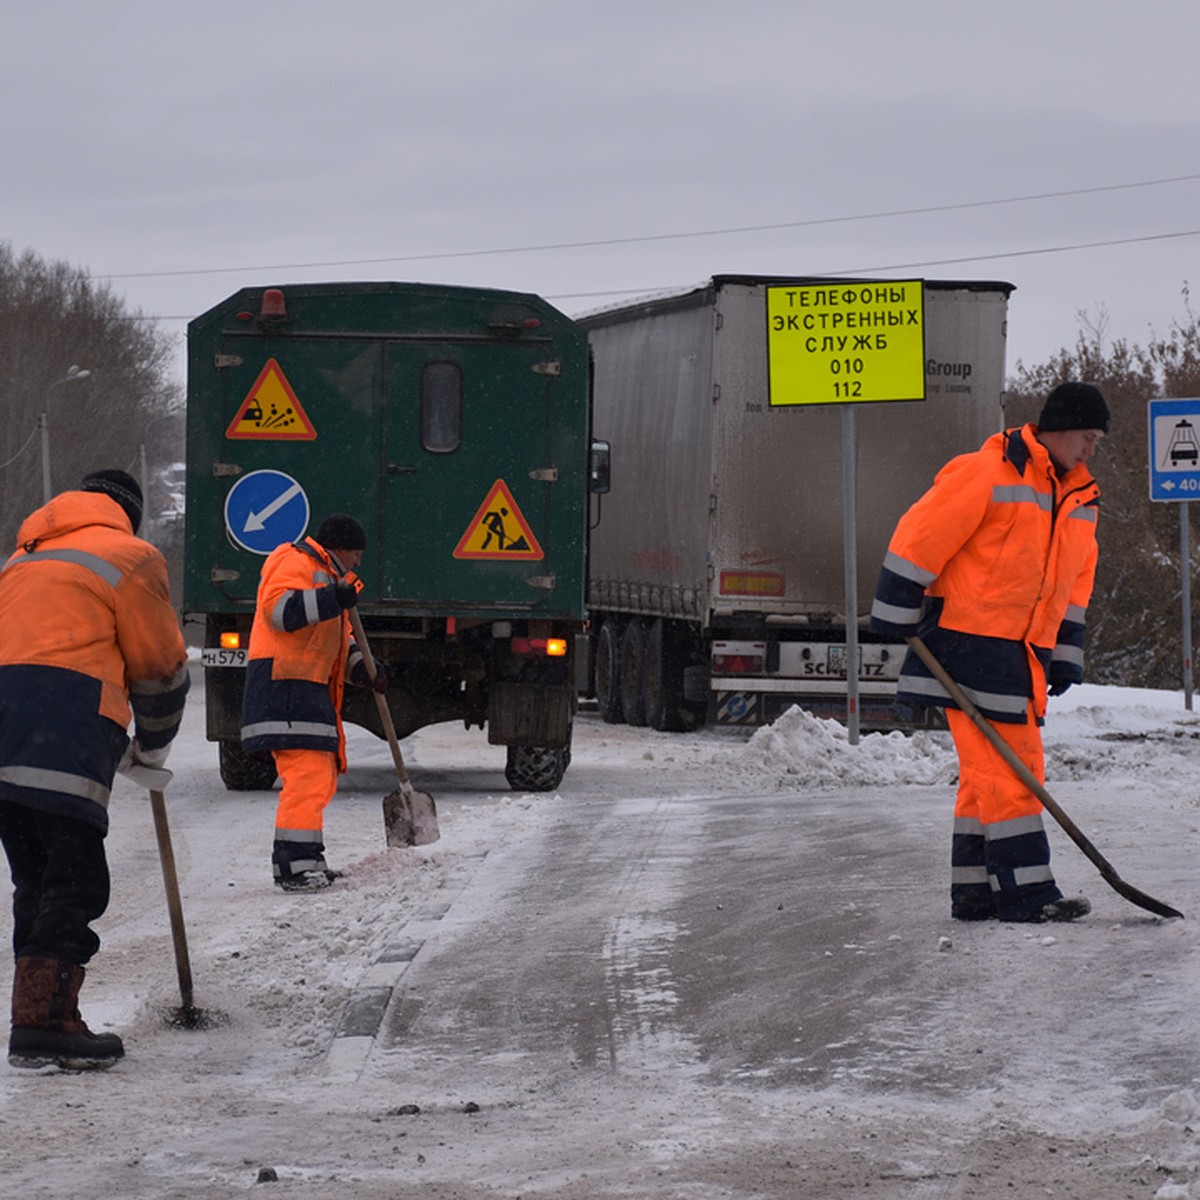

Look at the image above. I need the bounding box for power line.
[122,223,1200,320]
[95,172,1200,283]
[826,227,1200,277]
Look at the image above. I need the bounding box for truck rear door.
[379,336,568,613]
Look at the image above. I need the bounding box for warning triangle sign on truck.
[453,479,544,560]
[226,359,317,440]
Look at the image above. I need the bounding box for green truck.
[183,281,601,793]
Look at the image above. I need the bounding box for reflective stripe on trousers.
[946,706,1062,920]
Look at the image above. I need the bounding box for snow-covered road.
[1,670,1199,1198]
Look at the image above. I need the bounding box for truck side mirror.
[589,439,611,494]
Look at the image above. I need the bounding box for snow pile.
[735,705,957,789]
[714,685,1200,794]
[1041,686,1200,791]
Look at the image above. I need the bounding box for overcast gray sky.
[5,0,1200,387]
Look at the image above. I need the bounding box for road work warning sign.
[226,359,317,440]
[766,281,926,407]
[453,479,544,560]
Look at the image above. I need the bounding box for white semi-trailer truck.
[580,274,1014,731]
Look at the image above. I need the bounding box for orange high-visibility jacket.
[0,491,189,830]
[870,425,1100,722]
[241,538,357,767]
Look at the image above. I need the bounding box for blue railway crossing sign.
[224,469,310,554]
[1149,398,1200,501]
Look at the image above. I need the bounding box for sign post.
[766,281,927,741]
[1147,397,1200,708]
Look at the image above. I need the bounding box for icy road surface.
[1,668,1199,1199]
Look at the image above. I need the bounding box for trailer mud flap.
[488,682,573,746]
[716,691,760,725]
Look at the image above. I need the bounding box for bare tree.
[0,242,183,588]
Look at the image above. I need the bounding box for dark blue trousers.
[0,800,110,965]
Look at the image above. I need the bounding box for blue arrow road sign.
[1149,398,1200,502]
[224,469,310,554]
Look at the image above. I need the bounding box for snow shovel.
[347,607,440,847]
[906,635,1184,920]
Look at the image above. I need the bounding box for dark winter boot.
[1036,896,1091,923]
[9,956,125,1070]
[275,867,337,892]
[272,839,339,892]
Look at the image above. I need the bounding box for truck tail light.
[220,631,242,650]
[712,652,763,674]
[512,636,568,657]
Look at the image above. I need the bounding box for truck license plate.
[826,645,857,676]
[201,648,247,668]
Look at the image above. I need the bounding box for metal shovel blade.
[383,784,440,848]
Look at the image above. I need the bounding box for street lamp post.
[40,365,92,504]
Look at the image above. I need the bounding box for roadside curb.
[325,851,487,1078]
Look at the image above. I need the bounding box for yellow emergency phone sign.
[766,281,926,407]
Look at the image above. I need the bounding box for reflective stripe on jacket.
[870,425,1100,723]
[0,491,189,830]
[241,538,353,766]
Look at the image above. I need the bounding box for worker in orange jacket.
[0,469,189,1069]
[871,382,1109,923]
[241,514,387,891]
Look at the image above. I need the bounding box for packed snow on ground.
[0,665,1198,1198]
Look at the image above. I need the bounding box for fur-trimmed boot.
[9,955,124,1070]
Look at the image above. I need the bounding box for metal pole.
[842,406,860,744]
[39,411,52,505]
[39,368,92,505]
[1182,502,1194,710]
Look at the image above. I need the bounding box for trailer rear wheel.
[594,619,624,724]
[505,743,570,792]
[218,740,278,791]
[644,619,700,732]
[620,619,647,727]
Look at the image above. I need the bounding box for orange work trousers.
[947,706,1044,825]
[273,748,339,842]
[945,705,1060,920]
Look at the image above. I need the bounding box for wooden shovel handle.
[347,606,412,792]
[150,789,194,1010]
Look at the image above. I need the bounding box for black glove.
[1047,664,1074,698]
[335,581,359,609]
[369,661,389,695]
[349,655,388,693]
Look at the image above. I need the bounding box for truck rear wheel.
[594,619,624,724]
[505,743,570,792]
[218,740,278,791]
[620,619,647,727]
[644,619,700,732]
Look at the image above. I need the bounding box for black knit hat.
[315,513,367,551]
[1037,382,1110,434]
[81,468,144,535]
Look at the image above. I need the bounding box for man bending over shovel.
[241,514,387,892]
[0,470,189,1069]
